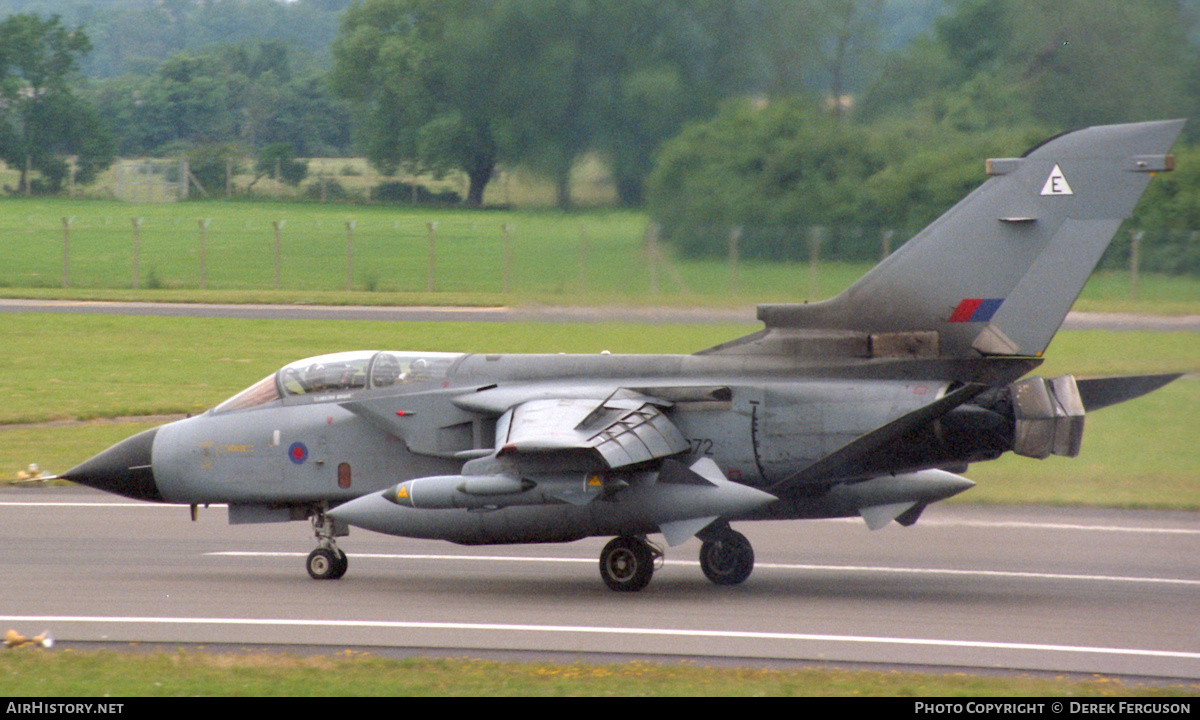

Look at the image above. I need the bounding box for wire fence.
[0,213,1185,300]
[0,213,674,298]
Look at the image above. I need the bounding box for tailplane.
[737,120,1183,359]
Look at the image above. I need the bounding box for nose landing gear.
[307,506,349,580]
[307,546,348,580]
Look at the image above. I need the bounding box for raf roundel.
[287,442,308,465]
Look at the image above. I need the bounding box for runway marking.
[5,501,1197,535]
[209,551,1200,587]
[0,501,177,507]
[919,519,1200,535]
[2,614,1198,663]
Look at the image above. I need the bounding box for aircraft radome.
[64,120,1185,592]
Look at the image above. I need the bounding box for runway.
[3,486,1197,680]
[3,298,1199,331]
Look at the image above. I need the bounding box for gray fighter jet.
[64,120,1184,591]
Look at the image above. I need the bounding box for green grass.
[0,314,750,424]
[1074,271,1200,314]
[0,314,747,478]
[2,197,1197,310]
[2,313,1196,508]
[1,649,1194,696]
[0,199,643,297]
[1,197,1197,505]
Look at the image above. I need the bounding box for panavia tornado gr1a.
[64,120,1184,591]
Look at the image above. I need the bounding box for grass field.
[2,196,1197,505]
[1,197,1197,697]
[2,313,1197,508]
[1,649,1195,697]
[2,197,1198,311]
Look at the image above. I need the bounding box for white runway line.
[209,551,1200,586]
[3,614,1199,662]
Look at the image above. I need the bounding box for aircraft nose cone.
[61,427,163,502]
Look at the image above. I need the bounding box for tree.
[253,143,308,188]
[646,99,886,259]
[330,0,750,209]
[90,42,353,159]
[0,14,114,193]
[859,0,1199,134]
[331,0,501,206]
[489,1,741,208]
[813,0,883,118]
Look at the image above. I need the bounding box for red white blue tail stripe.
[948,298,1004,323]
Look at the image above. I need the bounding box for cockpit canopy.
[213,350,463,413]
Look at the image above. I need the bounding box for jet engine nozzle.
[1009,375,1085,459]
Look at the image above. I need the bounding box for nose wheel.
[307,546,349,580]
[308,505,349,580]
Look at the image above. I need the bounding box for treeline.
[3,0,1200,274]
[0,0,351,77]
[644,0,1200,274]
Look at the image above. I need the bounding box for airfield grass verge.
[2,313,1197,509]
[1,197,1198,312]
[1,648,1195,696]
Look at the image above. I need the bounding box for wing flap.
[498,395,689,470]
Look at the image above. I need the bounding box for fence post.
[273,220,285,290]
[426,221,438,292]
[646,222,661,296]
[1129,229,1143,300]
[131,217,143,289]
[345,220,356,291]
[880,228,894,260]
[728,226,741,294]
[198,219,211,289]
[808,226,825,300]
[501,223,512,295]
[61,216,74,288]
[577,226,588,296]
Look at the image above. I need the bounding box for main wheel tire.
[599,536,654,592]
[307,547,343,580]
[330,549,349,579]
[699,530,754,586]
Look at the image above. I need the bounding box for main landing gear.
[599,536,660,592]
[597,525,755,592]
[698,527,754,586]
[307,506,349,580]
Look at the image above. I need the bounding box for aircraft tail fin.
[753,120,1184,359]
